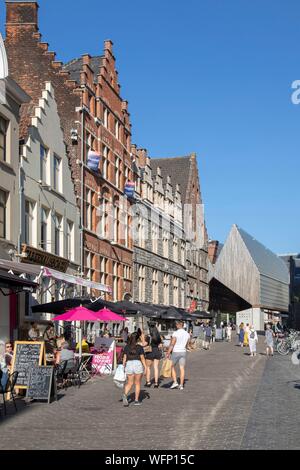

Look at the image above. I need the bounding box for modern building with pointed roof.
[209,224,290,330]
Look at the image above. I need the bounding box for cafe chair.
[55,361,68,390]
[0,371,19,416]
[67,357,83,389]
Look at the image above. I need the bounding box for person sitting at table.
[56,342,76,373]
[76,336,90,354]
[5,342,14,370]
[28,322,40,341]
[0,341,8,388]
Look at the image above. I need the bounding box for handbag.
[143,344,152,354]
[160,358,173,378]
[114,364,126,382]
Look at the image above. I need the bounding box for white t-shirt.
[172,329,190,353]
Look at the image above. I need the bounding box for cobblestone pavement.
[1,336,299,450]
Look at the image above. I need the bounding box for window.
[102,146,108,179]
[0,117,7,162]
[163,230,169,258]
[66,221,74,260]
[25,200,34,245]
[0,189,7,239]
[115,119,120,139]
[152,270,158,304]
[53,154,61,192]
[113,262,118,301]
[40,208,48,250]
[85,189,94,231]
[124,166,129,180]
[138,265,146,302]
[85,252,95,290]
[113,204,119,242]
[104,107,109,129]
[181,242,185,265]
[173,277,179,307]
[152,224,158,253]
[54,214,62,256]
[173,237,178,263]
[115,157,121,188]
[163,274,169,305]
[40,145,48,182]
[181,282,185,308]
[100,257,108,286]
[85,132,91,163]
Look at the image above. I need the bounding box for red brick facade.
[5,1,133,300]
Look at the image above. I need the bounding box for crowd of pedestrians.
[119,317,283,406]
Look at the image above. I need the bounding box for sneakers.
[122,394,129,407]
[133,401,142,406]
[179,385,184,391]
[170,382,179,389]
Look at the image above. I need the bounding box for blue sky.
[1,0,299,254]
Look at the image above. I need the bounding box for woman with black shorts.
[145,323,163,388]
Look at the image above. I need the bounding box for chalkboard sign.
[12,342,45,389]
[26,366,56,403]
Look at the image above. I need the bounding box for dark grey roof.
[64,56,104,84]
[151,156,191,202]
[237,226,290,284]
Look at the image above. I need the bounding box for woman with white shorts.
[122,332,147,407]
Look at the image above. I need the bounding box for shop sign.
[21,245,69,272]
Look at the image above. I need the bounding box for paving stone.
[0,337,299,450]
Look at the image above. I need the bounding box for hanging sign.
[124,181,135,199]
[87,150,101,172]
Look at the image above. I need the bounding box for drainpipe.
[18,153,24,258]
[80,107,85,297]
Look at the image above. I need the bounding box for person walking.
[239,323,245,347]
[226,324,232,343]
[265,324,275,357]
[244,323,250,347]
[166,320,190,390]
[122,332,147,406]
[248,326,258,357]
[204,323,213,350]
[144,323,163,388]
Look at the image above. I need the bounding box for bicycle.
[276,330,300,356]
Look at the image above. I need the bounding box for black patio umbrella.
[189,311,214,320]
[113,300,149,315]
[31,298,91,315]
[161,306,185,320]
[137,303,168,318]
[86,298,123,314]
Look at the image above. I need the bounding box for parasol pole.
[79,322,82,360]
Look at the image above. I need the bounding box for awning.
[0,259,111,294]
[43,267,112,294]
[0,270,37,292]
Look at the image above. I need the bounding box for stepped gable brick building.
[5,0,133,300]
[151,154,209,311]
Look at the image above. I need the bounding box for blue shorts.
[125,360,144,375]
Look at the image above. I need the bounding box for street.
[1,337,300,450]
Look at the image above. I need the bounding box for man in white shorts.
[166,320,190,390]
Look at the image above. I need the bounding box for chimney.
[6,1,39,37]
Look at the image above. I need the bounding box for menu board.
[26,366,56,403]
[12,342,45,389]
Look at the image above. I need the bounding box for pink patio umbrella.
[52,306,101,322]
[96,308,127,322]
